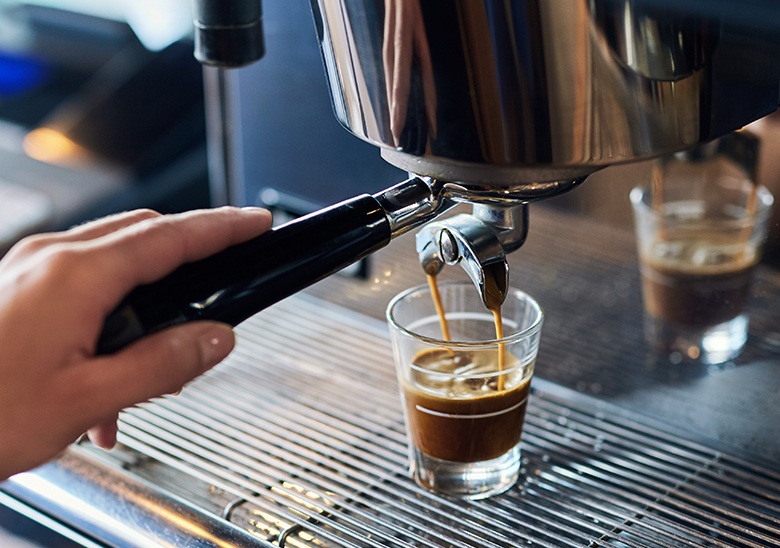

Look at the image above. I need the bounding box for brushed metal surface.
[2,451,271,548]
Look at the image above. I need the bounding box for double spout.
[374,177,529,309]
[416,204,528,309]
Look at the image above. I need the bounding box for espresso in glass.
[387,281,543,498]
[409,269,526,463]
[640,233,759,327]
[631,175,773,364]
[402,348,532,463]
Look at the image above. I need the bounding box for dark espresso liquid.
[402,348,532,462]
[641,237,758,327]
[406,268,525,462]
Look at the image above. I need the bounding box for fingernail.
[87,422,118,450]
[104,423,118,450]
[198,324,235,369]
[243,207,272,220]
[242,206,270,214]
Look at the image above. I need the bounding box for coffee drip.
[425,274,451,343]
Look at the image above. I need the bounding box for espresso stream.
[424,268,506,381]
[406,272,529,463]
[426,274,451,342]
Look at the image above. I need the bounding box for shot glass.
[631,156,773,364]
[386,281,543,499]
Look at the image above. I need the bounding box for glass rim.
[386,281,544,348]
[629,185,774,227]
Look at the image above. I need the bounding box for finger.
[63,322,235,423]
[59,210,162,242]
[2,210,162,264]
[85,206,273,309]
[87,413,119,449]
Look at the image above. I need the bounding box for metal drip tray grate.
[76,295,780,548]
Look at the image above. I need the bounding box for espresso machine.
[97,0,780,353]
[5,2,780,548]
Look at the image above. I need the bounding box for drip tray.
[51,294,780,548]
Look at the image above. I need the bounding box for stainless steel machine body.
[312,0,778,185]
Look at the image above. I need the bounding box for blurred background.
[0,0,209,256]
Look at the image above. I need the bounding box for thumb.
[77,322,235,419]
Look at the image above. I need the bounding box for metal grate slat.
[124,406,508,548]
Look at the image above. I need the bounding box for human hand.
[0,206,272,480]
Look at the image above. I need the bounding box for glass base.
[409,445,521,499]
[644,313,748,365]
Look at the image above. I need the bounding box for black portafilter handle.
[96,195,391,355]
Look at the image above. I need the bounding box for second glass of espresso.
[631,155,773,364]
[387,281,543,499]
